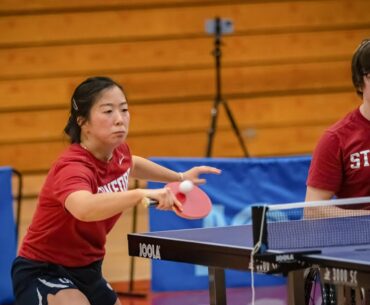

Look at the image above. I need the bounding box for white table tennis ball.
[179,180,194,194]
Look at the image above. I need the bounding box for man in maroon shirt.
[307,39,370,204]
[306,39,370,303]
[307,39,370,211]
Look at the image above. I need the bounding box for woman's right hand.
[140,187,183,211]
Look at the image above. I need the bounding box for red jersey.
[307,108,370,204]
[19,143,132,267]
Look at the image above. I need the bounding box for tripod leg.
[221,99,250,157]
[205,98,222,157]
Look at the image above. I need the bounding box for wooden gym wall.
[1,0,370,281]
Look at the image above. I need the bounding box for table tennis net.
[252,197,370,250]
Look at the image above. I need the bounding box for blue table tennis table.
[127,222,370,305]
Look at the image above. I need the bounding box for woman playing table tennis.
[11,76,221,305]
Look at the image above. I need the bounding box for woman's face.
[81,85,130,149]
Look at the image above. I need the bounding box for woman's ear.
[76,116,85,127]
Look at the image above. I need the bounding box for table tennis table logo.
[139,243,161,260]
[323,267,358,287]
[274,254,295,263]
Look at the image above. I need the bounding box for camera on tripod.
[205,18,234,35]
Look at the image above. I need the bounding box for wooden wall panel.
[0,29,366,80]
[0,110,68,142]
[127,125,329,157]
[0,0,222,13]
[12,173,46,198]
[1,141,67,172]
[1,1,369,46]
[0,60,353,111]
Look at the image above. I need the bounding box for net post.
[251,205,268,253]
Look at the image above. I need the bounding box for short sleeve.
[53,162,95,206]
[306,131,343,192]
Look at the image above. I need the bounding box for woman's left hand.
[181,166,221,185]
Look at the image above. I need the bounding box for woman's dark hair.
[352,39,370,97]
[64,76,123,143]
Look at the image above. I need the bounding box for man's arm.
[304,186,334,219]
[304,186,370,218]
[305,186,334,202]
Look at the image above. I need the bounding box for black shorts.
[11,256,118,305]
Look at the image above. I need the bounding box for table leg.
[363,288,370,305]
[288,269,305,305]
[343,287,370,305]
[208,267,227,305]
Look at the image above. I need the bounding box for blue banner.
[0,167,16,304]
[148,156,311,292]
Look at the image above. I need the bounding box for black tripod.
[205,17,249,158]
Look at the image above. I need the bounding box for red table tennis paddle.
[141,181,212,219]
